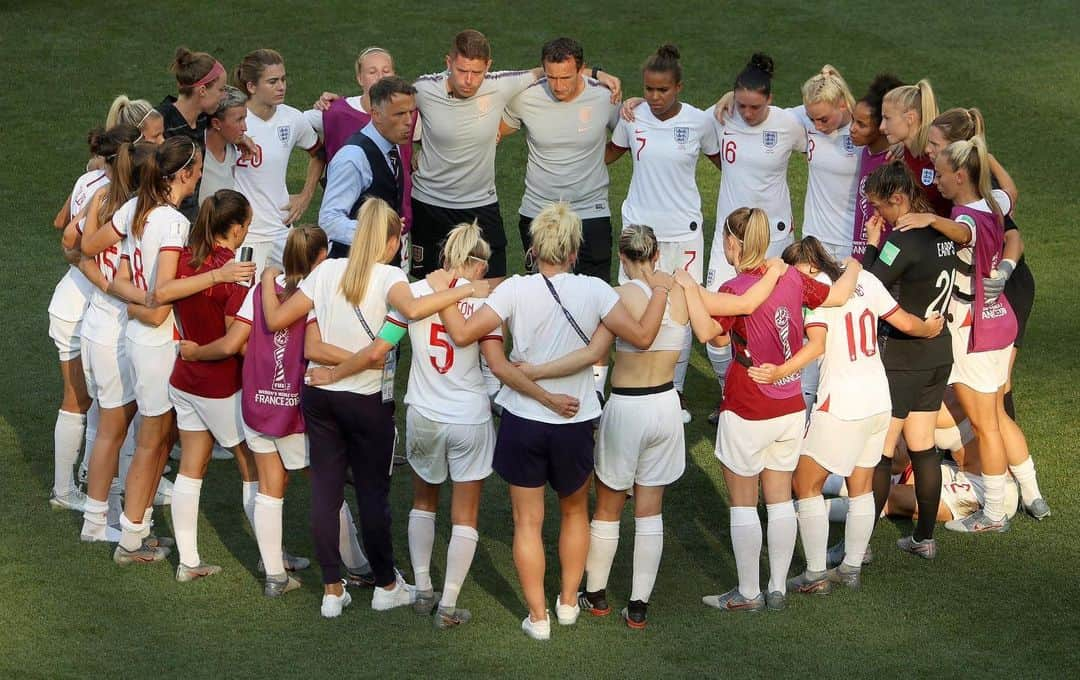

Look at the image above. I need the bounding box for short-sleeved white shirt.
[119,204,190,346]
[298,258,408,395]
[612,102,720,241]
[709,105,805,240]
[411,70,536,208]
[234,104,319,243]
[80,197,135,345]
[50,170,109,321]
[198,137,239,206]
[484,272,619,424]
[790,106,860,247]
[390,278,502,424]
[805,270,899,419]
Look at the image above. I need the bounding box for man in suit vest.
[320,76,415,260]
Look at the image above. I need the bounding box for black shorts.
[886,365,951,419]
[493,410,594,496]
[1005,258,1035,349]
[410,198,506,278]
[518,214,613,282]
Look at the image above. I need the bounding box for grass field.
[3,1,1080,677]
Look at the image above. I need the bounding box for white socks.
[631,515,663,603]
[766,501,797,595]
[585,519,620,592]
[81,497,109,539]
[441,524,479,609]
[53,410,85,495]
[119,512,144,551]
[706,343,731,390]
[730,506,762,599]
[796,496,828,573]
[1009,457,1043,503]
[254,493,285,576]
[674,327,692,393]
[592,364,609,395]
[843,493,875,569]
[982,473,1008,521]
[408,509,436,592]
[241,480,258,531]
[338,502,370,572]
[172,474,203,567]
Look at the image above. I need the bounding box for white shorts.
[706,234,794,292]
[81,337,135,409]
[618,233,705,285]
[244,425,308,470]
[934,418,975,453]
[405,408,494,484]
[242,239,286,280]
[127,339,177,417]
[169,386,244,448]
[939,464,1019,520]
[49,315,82,361]
[802,410,890,477]
[595,387,685,490]
[716,409,805,476]
[946,306,1011,394]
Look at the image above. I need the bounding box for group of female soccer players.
[45,37,1050,639]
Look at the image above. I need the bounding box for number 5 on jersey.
[429,323,455,374]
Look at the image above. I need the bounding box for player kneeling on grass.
[748,237,942,595]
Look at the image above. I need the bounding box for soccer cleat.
[578,589,612,616]
[826,563,862,590]
[413,589,441,615]
[765,591,787,611]
[257,551,311,574]
[678,391,692,424]
[702,588,765,612]
[144,534,175,550]
[433,605,472,630]
[176,562,223,582]
[371,574,417,611]
[707,403,722,427]
[264,573,302,598]
[555,594,581,625]
[346,567,376,588]
[1024,497,1051,521]
[50,488,88,512]
[521,612,551,641]
[321,583,352,618]
[787,570,832,595]
[944,510,1009,534]
[113,540,170,566]
[622,600,648,629]
[896,535,939,558]
[825,542,873,569]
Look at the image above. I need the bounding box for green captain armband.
[377,319,408,346]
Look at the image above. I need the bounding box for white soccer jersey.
[953,189,1011,297]
[612,102,720,242]
[80,197,135,345]
[50,171,109,322]
[298,259,408,395]
[391,278,502,424]
[709,104,805,240]
[119,204,189,347]
[804,270,899,419]
[411,70,536,208]
[234,104,319,243]
[484,272,619,424]
[790,106,860,248]
[198,138,239,206]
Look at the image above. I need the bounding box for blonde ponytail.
[723,207,770,272]
[942,137,1002,222]
[340,198,402,305]
[529,202,582,266]
[441,220,491,271]
[801,64,855,113]
[884,79,939,156]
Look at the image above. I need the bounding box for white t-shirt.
[391,278,502,424]
[234,104,319,243]
[298,258,408,394]
[953,190,1011,298]
[80,197,134,345]
[411,70,536,208]
[790,106,860,247]
[613,102,720,241]
[119,204,190,346]
[50,170,109,321]
[805,270,898,419]
[484,272,619,424]
[709,105,805,241]
[198,137,239,206]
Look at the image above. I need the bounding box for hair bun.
[172,46,193,72]
[868,73,904,99]
[749,52,774,77]
[656,43,680,60]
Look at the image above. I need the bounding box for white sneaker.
[154,476,173,506]
[371,574,417,611]
[321,584,352,618]
[521,611,551,640]
[555,594,580,625]
[49,488,88,512]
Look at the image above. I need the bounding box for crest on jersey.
[674,126,690,144]
[843,135,856,155]
[921,168,936,186]
[762,130,778,151]
[277,125,290,146]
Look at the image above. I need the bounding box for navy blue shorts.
[493,410,594,496]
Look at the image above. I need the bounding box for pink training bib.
[952,204,1017,353]
[241,282,306,437]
